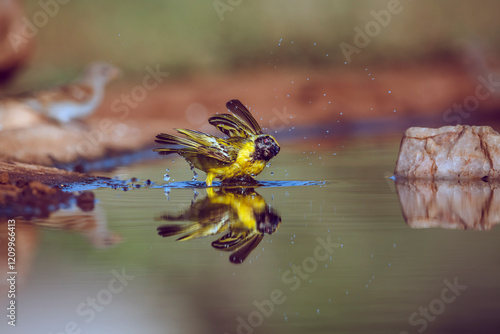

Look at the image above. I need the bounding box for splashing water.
[155,180,327,190]
[190,164,199,181]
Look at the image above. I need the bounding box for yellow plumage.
[154,99,280,185]
[156,188,281,263]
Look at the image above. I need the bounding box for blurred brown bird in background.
[0,62,121,130]
[19,62,121,123]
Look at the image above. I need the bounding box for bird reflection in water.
[157,188,281,264]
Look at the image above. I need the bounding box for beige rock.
[0,99,47,131]
[395,179,500,230]
[394,125,500,179]
[0,119,156,166]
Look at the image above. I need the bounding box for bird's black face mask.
[253,135,280,162]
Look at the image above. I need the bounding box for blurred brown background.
[2,0,500,138]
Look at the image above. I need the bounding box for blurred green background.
[16,0,500,83]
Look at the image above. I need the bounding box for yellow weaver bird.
[153,99,280,186]
[156,188,281,264]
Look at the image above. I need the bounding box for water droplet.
[271,172,274,176]
[163,174,170,181]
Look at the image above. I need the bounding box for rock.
[394,125,500,179]
[395,179,500,230]
[0,160,101,187]
[0,119,151,167]
[0,99,48,131]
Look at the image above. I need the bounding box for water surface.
[4,140,500,334]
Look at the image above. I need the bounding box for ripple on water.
[151,180,327,189]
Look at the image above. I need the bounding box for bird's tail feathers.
[154,131,225,160]
[153,133,201,155]
[157,223,197,239]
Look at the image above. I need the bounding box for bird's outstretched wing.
[225,99,263,135]
[153,129,238,163]
[208,114,255,138]
[212,231,263,264]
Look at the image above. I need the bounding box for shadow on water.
[156,187,281,264]
[394,178,500,230]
